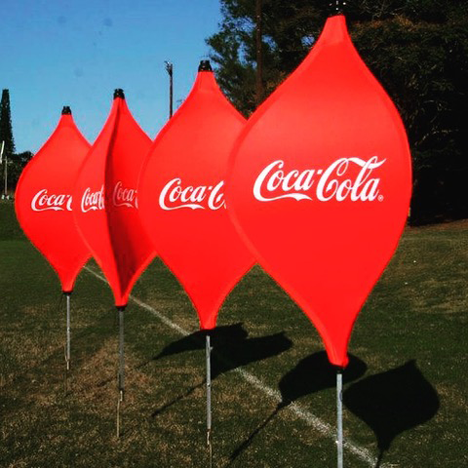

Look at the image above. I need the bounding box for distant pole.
[3,150,7,197]
[255,0,264,106]
[165,61,174,119]
[0,140,4,198]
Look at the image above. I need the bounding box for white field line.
[84,265,386,468]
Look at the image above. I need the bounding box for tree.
[9,151,34,190]
[207,0,468,224]
[206,1,327,114]
[0,89,15,158]
[0,90,33,194]
[351,13,468,224]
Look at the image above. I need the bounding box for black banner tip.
[198,60,212,72]
[113,88,125,100]
[329,0,347,16]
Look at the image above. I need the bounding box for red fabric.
[15,112,91,293]
[74,95,155,307]
[138,70,254,329]
[225,15,412,366]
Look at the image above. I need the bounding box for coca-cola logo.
[31,189,73,212]
[113,181,138,209]
[253,156,386,203]
[159,178,225,211]
[81,186,105,212]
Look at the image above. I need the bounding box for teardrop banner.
[138,61,254,456]
[15,106,91,374]
[225,12,412,466]
[73,90,155,437]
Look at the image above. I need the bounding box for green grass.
[0,200,467,467]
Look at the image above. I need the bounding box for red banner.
[15,107,91,293]
[139,61,254,329]
[226,15,412,366]
[74,90,155,307]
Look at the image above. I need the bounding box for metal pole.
[118,307,125,396]
[337,368,344,468]
[165,61,173,119]
[117,306,125,438]
[66,293,71,371]
[206,333,213,466]
[169,68,173,118]
[4,152,7,197]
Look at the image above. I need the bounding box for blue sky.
[1,0,222,153]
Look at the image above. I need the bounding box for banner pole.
[66,293,71,371]
[206,333,212,467]
[337,367,344,468]
[117,306,125,438]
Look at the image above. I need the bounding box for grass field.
[0,201,467,467]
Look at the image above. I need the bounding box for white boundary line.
[84,265,385,467]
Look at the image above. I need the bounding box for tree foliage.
[0,91,33,195]
[0,89,15,158]
[207,0,468,224]
[9,152,34,191]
